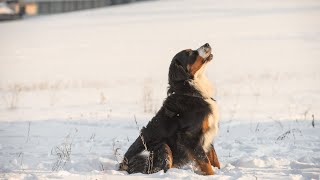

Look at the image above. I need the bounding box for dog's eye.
[193,51,199,56]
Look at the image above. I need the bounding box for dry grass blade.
[51,129,77,171]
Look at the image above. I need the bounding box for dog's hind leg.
[123,143,173,174]
[162,143,173,172]
[152,143,173,173]
[206,144,220,169]
[119,136,146,172]
[125,152,149,174]
[189,144,214,175]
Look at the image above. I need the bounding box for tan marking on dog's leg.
[207,145,221,169]
[163,143,173,172]
[188,147,214,175]
[195,157,214,175]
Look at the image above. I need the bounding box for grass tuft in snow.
[2,84,22,109]
[276,128,302,144]
[51,128,78,171]
[312,114,315,128]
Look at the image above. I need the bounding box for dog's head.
[169,43,213,84]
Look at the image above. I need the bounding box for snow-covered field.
[1,0,320,179]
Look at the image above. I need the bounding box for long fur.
[119,43,220,175]
[191,63,219,152]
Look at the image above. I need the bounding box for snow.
[1,0,320,179]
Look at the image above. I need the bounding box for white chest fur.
[191,64,219,152]
[202,98,219,152]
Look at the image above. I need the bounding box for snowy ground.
[1,0,320,179]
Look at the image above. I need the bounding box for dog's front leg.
[206,144,220,169]
[189,144,214,175]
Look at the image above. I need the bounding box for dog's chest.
[202,98,219,152]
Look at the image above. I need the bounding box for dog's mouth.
[197,43,213,63]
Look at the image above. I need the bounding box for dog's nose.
[204,43,210,48]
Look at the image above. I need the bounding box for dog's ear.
[168,59,190,84]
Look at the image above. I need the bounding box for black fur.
[119,44,219,174]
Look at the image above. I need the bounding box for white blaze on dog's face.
[197,43,212,59]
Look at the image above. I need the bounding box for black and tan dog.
[119,43,220,175]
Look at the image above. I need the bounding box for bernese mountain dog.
[119,43,220,175]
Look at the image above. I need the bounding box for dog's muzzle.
[197,43,212,61]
